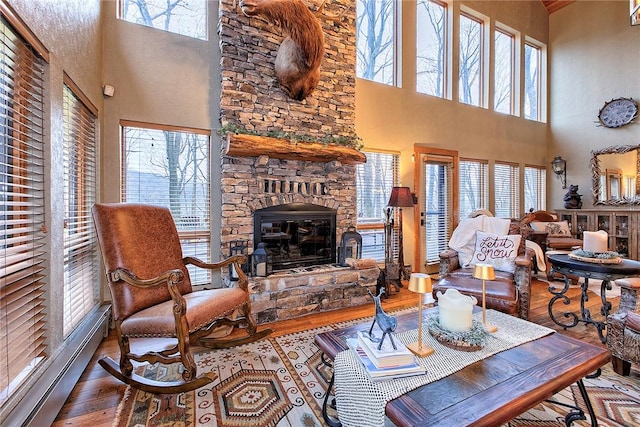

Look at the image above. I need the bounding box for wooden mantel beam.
[225,133,366,165]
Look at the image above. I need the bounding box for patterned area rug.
[113,315,640,427]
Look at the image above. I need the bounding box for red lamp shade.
[387,187,414,207]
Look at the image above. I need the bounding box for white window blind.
[459,158,488,219]
[524,165,546,213]
[62,82,99,337]
[494,162,520,218]
[121,122,211,285]
[422,156,453,265]
[0,16,47,405]
[356,151,399,262]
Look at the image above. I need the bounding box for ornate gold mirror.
[591,144,640,205]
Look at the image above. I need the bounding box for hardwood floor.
[52,275,616,426]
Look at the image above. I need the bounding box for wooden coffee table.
[314,307,609,427]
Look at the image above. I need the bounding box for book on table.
[357,331,415,368]
[346,338,425,382]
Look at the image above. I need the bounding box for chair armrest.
[184,255,246,270]
[515,252,532,268]
[615,278,640,290]
[184,255,249,291]
[438,250,460,277]
[109,268,184,289]
[109,267,189,316]
[513,254,532,320]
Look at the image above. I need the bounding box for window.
[416,0,447,97]
[356,151,399,261]
[422,155,454,265]
[119,0,207,40]
[494,162,520,218]
[62,80,99,337]
[458,11,484,107]
[494,26,516,115]
[524,39,544,121]
[0,16,47,405]
[524,165,546,213]
[356,0,397,86]
[459,159,488,220]
[121,122,211,285]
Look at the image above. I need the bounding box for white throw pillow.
[448,216,484,267]
[530,221,571,237]
[470,231,522,274]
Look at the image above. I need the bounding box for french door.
[415,147,458,273]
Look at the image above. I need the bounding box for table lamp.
[473,263,498,333]
[407,273,435,357]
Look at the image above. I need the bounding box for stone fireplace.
[217,0,378,323]
[220,152,378,323]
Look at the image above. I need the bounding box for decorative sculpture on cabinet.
[563,184,583,209]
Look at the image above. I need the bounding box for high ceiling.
[541,0,575,14]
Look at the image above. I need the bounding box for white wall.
[549,0,640,209]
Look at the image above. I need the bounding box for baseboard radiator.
[4,304,111,427]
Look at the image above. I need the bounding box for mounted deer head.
[239,0,325,101]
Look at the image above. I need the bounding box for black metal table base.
[544,373,600,427]
[320,352,341,427]
[548,275,611,343]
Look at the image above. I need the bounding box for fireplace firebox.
[253,203,337,272]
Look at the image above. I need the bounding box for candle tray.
[568,250,622,264]
[426,316,489,352]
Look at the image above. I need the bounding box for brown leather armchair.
[432,218,533,320]
[525,210,582,281]
[607,278,640,376]
[92,203,271,393]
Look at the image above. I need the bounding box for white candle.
[256,262,267,276]
[583,230,608,253]
[436,289,476,332]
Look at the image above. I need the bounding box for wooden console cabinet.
[556,209,639,260]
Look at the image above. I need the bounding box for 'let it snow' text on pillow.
[470,231,522,273]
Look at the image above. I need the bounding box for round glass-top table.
[547,253,640,343]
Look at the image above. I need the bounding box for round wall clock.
[598,97,638,128]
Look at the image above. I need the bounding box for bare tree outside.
[459,13,481,106]
[123,127,209,224]
[120,0,207,40]
[524,43,540,120]
[416,0,446,97]
[356,0,395,85]
[494,29,514,114]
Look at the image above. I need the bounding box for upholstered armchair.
[525,210,582,281]
[433,217,533,320]
[607,278,640,376]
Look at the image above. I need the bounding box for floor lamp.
[387,187,414,282]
